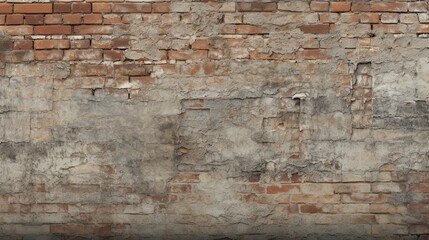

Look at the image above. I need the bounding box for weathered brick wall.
[0,0,429,239]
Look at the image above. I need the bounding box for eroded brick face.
[0,0,429,239]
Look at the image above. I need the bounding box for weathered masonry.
[0,0,429,239]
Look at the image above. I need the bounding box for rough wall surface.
[0,0,429,239]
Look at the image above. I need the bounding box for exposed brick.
[44,14,62,25]
[0,40,13,51]
[71,3,91,13]
[237,2,277,12]
[91,40,111,49]
[13,39,33,50]
[267,185,300,194]
[74,25,113,35]
[25,15,44,25]
[6,14,23,25]
[83,14,102,24]
[53,3,71,13]
[381,13,399,24]
[103,14,121,25]
[360,13,380,24]
[34,25,72,35]
[152,3,171,13]
[63,14,81,25]
[371,2,408,12]
[409,2,428,13]
[93,3,111,13]
[34,40,70,50]
[35,50,63,61]
[70,40,90,49]
[112,3,151,13]
[0,3,12,14]
[351,2,371,12]
[104,50,124,61]
[0,26,33,35]
[330,2,351,12]
[112,38,129,49]
[192,39,209,50]
[300,204,323,213]
[300,24,330,34]
[310,1,329,12]
[63,49,103,61]
[14,4,52,14]
[235,25,268,34]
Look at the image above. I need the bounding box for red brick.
[13,40,33,50]
[236,25,268,34]
[360,13,380,24]
[310,1,329,12]
[103,14,121,25]
[192,39,209,50]
[71,40,90,49]
[237,2,276,12]
[71,3,91,13]
[0,15,4,25]
[6,14,23,25]
[171,173,201,183]
[35,50,63,61]
[44,14,62,25]
[152,3,170,13]
[267,185,300,194]
[300,24,330,34]
[83,14,102,24]
[300,204,323,213]
[63,14,81,25]
[63,49,103,61]
[14,4,52,13]
[0,26,33,35]
[296,49,330,60]
[92,40,111,49]
[93,3,111,13]
[34,25,71,35]
[409,2,428,13]
[0,40,13,51]
[74,25,113,35]
[104,50,124,61]
[25,15,44,25]
[71,64,108,76]
[0,4,12,14]
[34,40,70,50]
[330,2,351,12]
[112,38,129,49]
[351,2,371,12]
[112,3,151,13]
[372,2,408,12]
[53,3,71,13]
[168,50,207,60]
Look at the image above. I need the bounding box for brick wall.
[0,0,429,239]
